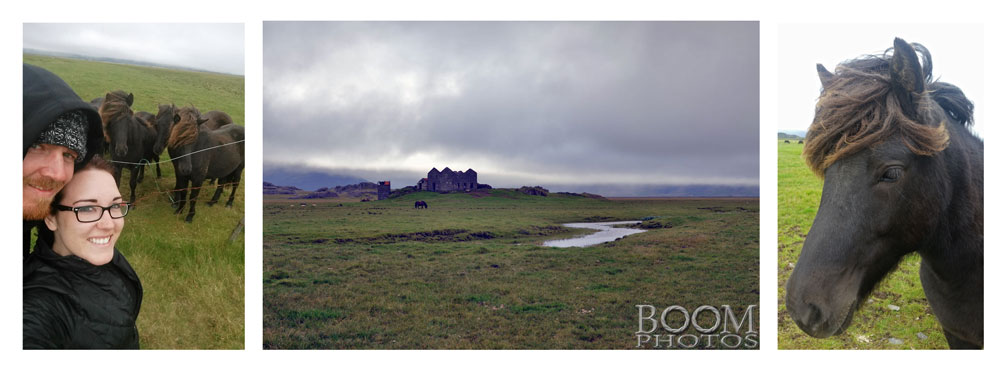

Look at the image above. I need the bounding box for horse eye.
[880,167,903,182]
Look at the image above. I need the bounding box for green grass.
[264,192,759,349]
[25,54,244,349]
[777,140,947,349]
[24,54,245,125]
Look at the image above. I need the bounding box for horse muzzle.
[786,289,856,338]
[786,265,860,338]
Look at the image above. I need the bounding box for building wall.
[377,181,391,200]
[421,168,477,192]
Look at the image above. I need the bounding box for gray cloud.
[264,22,758,191]
[24,23,244,75]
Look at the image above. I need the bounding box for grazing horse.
[414,200,428,209]
[797,140,803,144]
[784,140,790,144]
[167,107,245,222]
[98,91,158,204]
[785,39,983,349]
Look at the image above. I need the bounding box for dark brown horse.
[167,107,244,222]
[785,38,982,349]
[98,91,158,204]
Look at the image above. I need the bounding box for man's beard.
[23,175,64,220]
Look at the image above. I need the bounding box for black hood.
[23,63,103,167]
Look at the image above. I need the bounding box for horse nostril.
[788,296,826,334]
[806,303,824,326]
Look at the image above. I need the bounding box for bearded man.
[23,64,104,258]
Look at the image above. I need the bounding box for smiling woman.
[23,156,143,349]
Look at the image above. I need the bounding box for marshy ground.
[263,190,758,349]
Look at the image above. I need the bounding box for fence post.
[229,217,245,242]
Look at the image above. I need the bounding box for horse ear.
[105,92,113,101]
[126,93,134,106]
[816,64,834,89]
[890,37,924,109]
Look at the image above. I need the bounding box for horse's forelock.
[99,99,134,143]
[803,50,951,177]
[167,107,200,149]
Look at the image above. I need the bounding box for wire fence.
[107,139,244,166]
[106,139,245,209]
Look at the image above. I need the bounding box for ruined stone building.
[416,167,478,192]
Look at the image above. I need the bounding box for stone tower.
[377,181,391,200]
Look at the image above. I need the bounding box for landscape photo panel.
[263,21,759,349]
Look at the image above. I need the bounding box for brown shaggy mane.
[168,106,202,149]
[98,91,135,143]
[802,44,973,176]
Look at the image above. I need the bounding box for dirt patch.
[333,229,503,244]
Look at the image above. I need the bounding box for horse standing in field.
[99,91,159,204]
[414,201,428,209]
[167,106,245,222]
[151,104,184,179]
[785,38,983,349]
[133,111,161,181]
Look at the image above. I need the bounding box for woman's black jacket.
[23,238,142,349]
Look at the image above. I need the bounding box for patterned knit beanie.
[35,110,89,162]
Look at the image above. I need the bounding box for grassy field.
[777,140,947,349]
[25,54,245,349]
[263,190,758,349]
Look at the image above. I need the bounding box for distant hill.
[263,166,369,192]
[778,130,806,140]
[263,182,301,195]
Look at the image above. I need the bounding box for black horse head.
[153,104,178,155]
[99,91,136,158]
[785,38,981,344]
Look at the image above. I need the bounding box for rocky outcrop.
[518,186,549,196]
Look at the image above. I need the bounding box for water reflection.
[543,221,646,248]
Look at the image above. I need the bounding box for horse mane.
[98,92,135,143]
[802,44,973,176]
[168,106,201,149]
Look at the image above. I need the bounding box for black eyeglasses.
[53,203,131,223]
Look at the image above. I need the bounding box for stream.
[542,221,646,248]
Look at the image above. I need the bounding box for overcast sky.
[778,23,984,138]
[23,23,244,75]
[264,22,759,191]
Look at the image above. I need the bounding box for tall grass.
[24,54,245,349]
[777,141,947,349]
[264,191,759,349]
